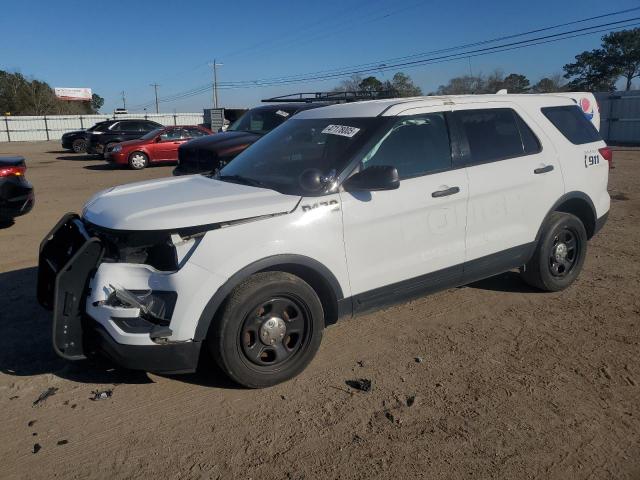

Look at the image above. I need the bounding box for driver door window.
[160,129,185,141]
[362,113,452,178]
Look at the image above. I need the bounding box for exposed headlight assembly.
[85,222,211,272]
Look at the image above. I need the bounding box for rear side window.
[455,108,541,165]
[362,113,452,179]
[541,106,601,144]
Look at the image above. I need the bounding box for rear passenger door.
[340,111,468,310]
[452,104,564,280]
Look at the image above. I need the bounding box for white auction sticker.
[321,124,361,138]
[275,110,290,117]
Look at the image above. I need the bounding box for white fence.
[0,113,205,142]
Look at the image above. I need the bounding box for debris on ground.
[90,389,113,401]
[32,387,58,407]
[32,443,41,454]
[345,379,372,392]
[57,440,68,446]
[384,411,395,423]
[415,356,424,363]
[406,395,416,407]
[9,396,19,400]
[28,420,36,427]
[357,360,365,368]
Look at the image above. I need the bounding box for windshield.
[140,128,163,140]
[217,117,382,195]
[228,108,294,134]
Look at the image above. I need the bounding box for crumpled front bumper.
[37,214,202,374]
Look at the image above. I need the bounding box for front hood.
[63,130,85,136]
[182,130,261,153]
[82,175,300,231]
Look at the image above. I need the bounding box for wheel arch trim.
[193,254,345,341]
[535,191,597,243]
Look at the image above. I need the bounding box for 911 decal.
[585,152,600,168]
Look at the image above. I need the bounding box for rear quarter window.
[541,106,601,145]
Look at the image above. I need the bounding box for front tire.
[521,212,587,292]
[72,138,86,153]
[128,151,149,170]
[208,272,324,388]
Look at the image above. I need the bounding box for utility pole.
[150,83,160,113]
[209,60,223,108]
[121,90,126,110]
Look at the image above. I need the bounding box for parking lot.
[0,141,638,479]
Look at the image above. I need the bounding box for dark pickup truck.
[174,103,328,175]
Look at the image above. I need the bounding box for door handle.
[534,165,554,174]
[431,186,460,198]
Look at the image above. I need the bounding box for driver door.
[156,129,188,160]
[340,111,468,312]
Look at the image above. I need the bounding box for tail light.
[598,146,614,169]
[0,165,26,177]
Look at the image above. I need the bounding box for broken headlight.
[85,223,208,271]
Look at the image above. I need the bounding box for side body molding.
[193,254,345,341]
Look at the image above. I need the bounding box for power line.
[129,9,640,109]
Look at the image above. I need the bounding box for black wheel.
[128,151,149,170]
[100,142,117,159]
[72,138,86,153]
[521,212,587,292]
[208,271,324,388]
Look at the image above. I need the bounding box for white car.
[38,93,611,388]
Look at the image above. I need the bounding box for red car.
[106,125,212,169]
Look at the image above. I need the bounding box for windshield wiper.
[217,174,269,189]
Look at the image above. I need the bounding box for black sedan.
[0,156,34,224]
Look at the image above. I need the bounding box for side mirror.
[155,136,162,143]
[343,165,399,191]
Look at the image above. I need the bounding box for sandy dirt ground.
[0,141,638,479]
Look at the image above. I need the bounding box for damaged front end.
[37,213,211,372]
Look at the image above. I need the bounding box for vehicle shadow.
[0,266,238,388]
[465,270,542,294]
[56,154,99,161]
[84,164,117,171]
[46,150,72,154]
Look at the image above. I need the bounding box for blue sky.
[1,0,638,113]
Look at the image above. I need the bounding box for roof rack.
[261,91,394,103]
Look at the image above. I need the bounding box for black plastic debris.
[384,411,395,423]
[345,378,372,392]
[90,389,113,401]
[32,443,41,454]
[57,440,69,446]
[33,387,58,407]
[406,395,416,407]
[28,420,36,427]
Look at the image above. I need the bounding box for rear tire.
[208,272,324,388]
[72,138,86,153]
[128,151,149,170]
[521,212,587,292]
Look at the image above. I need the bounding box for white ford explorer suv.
[38,94,610,388]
